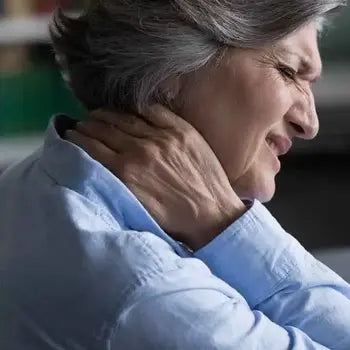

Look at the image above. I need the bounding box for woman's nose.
[286,85,319,140]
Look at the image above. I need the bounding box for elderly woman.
[1,0,350,349]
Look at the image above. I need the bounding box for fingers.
[65,129,120,170]
[90,104,189,132]
[75,120,136,152]
[90,110,155,138]
[142,104,189,130]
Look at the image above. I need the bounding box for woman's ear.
[156,75,185,114]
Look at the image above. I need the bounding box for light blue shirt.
[1,115,350,349]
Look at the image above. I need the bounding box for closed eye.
[278,65,297,81]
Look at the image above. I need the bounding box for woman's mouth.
[266,138,281,171]
[266,135,292,156]
[266,137,279,155]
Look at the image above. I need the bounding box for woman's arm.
[66,107,350,346]
[2,228,331,350]
[0,184,333,349]
[195,200,350,348]
[115,268,330,350]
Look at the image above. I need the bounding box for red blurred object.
[36,0,73,13]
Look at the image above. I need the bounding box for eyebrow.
[275,47,322,82]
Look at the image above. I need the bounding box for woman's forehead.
[274,24,322,71]
[280,22,319,54]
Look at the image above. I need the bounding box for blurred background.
[0,0,87,164]
[0,1,349,278]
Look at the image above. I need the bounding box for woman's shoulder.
[0,154,201,346]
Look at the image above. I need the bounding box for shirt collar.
[41,115,191,257]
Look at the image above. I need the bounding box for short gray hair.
[51,0,346,113]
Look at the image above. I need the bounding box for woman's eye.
[279,65,297,80]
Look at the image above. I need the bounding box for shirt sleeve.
[194,200,350,349]
[115,256,329,350]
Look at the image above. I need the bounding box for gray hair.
[51,0,346,113]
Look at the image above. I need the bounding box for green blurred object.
[0,63,86,136]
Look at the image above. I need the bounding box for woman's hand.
[65,105,246,250]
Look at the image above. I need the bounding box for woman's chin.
[255,183,276,203]
[233,173,276,204]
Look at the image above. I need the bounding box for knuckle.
[171,127,194,147]
[138,140,160,159]
[154,134,171,152]
[160,141,173,155]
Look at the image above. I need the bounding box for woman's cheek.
[265,79,293,122]
[247,71,291,125]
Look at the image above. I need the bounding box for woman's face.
[176,22,321,203]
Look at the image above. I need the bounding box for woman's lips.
[266,135,292,156]
[266,138,279,154]
[266,139,281,171]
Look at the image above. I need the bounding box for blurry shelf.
[0,12,79,45]
[0,15,51,45]
[0,134,43,163]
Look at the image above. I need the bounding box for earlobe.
[159,75,189,116]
